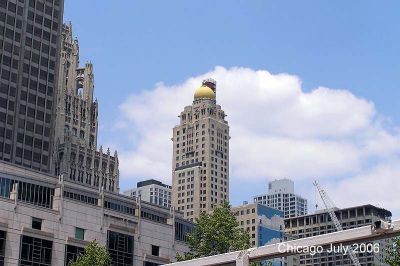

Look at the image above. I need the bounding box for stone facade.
[0,161,193,265]
[172,79,229,221]
[52,23,119,193]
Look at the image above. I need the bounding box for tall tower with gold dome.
[172,79,229,221]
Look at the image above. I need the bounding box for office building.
[52,23,119,192]
[172,79,230,221]
[0,161,193,265]
[0,0,64,172]
[284,204,392,265]
[124,179,172,208]
[254,179,307,218]
[232,202,285,266]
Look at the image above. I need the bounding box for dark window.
[0,177,13,198]
[19,235,52,266]
[104,200,134,216]
[107,231,133,266]
[0,230,5,266]
[151,245,159,256]
[175,221,194,242]
[65,245,84,266]
[32,217,42,230]
[144,262,161,266]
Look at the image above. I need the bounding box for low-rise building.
[0,162,193,266]
[254,179,307,218]
[124,179,172,208]
[284,204,392,265]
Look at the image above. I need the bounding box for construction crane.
[314,181,361,266]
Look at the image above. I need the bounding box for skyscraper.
[253,179,308,218]
[0,0,64,172]
[172,79,229,221]
[52,23,119,192]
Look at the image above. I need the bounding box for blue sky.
[64,1,400,216]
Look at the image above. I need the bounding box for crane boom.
[314,181,361,266]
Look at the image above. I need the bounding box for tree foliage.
[68,240,111,266]
[386,238,400,266]
[176,201,251,261]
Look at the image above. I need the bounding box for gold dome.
[194,85,215,100]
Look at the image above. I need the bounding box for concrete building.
[232,202,285,266]
[284,204,392,265]
[124,179,172,208]
[172,79,230,221]
[0,0,64,172]
[52,23,119,193]
[254,179,307,218]
[0,161,193,266]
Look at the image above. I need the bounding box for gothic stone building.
[52,23,119,192]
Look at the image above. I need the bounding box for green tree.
[386,238,400,266]
[176,202,251,261]
[68,240,111,266]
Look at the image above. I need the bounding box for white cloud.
[325,161,400,215]
[112,66,400,217]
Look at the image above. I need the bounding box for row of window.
[63,190,98,206]
[0,176,54,208]
[104,200,135,216]
[141,210,167,224]
[1,231,133,266]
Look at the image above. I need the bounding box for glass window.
[151,245,159,256]
[0,230,5,265]
[107,231,133,265]
[75,228,84,240]
[65,245,84,266]
[32,217,42,230]
[20,235,52,266]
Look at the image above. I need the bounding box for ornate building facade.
[53,23,119,192]
[172,79,230,221]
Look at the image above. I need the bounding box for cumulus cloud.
[112,66,400,217]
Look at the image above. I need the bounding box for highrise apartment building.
[172,79,229,221]
[254,179,307,218]
[284,204,392,265]
[124,179,172,208]
[0,0,64,172]
[52,23,119,192]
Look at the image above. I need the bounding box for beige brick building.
[172,79,229,221]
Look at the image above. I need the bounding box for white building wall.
[254,179,308,218]
[0,163,190,266]
[124,183,172,208]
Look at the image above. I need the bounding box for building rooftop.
[284,204,392,221]
[137,179,171,188]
